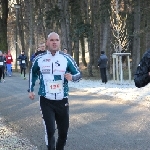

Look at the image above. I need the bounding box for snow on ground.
[69,79,150,107]
[0,117,38,150]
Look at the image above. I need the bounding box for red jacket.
[6,55,13,64]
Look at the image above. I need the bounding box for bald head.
[46,32,60,55]
[48,32,59,39]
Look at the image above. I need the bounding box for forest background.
[0,0,149,80]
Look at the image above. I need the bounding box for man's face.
[39,43,46,51]
[63,49,67,54]
[46,33,60,53]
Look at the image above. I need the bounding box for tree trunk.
[132,0,141,76]
[87,41,94,77]
[74,37,79,66]
[80,36,87,67]
[101,19,109,53]
[19,9,25,52]
[58,0,71,52]
[144,1,150,50]
[92,0,100,68]
[0,0,8,52]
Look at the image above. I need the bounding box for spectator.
[98,51,108,84]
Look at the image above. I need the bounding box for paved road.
[1,72,150,150]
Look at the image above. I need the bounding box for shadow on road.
[0,73,150,150]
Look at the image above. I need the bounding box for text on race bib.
[0,62,3,65]
[22,60,25,63]
[46,80,63,93]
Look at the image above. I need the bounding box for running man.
[5,51,13,77]
[28,32,82,150]
[18,51,27,79]
[0,51,5,83]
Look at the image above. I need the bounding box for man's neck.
[49,50,58,56]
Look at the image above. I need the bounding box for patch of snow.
[69,79,150,107]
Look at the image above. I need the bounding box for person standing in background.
[62,48,67,54]
[6,51,13,77]
[98,51,108,84]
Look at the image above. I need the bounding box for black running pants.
[0,67,3,80]
[100,68,107,83]
[40,96,69,150]
[21,67,26,77]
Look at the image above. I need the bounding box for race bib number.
[22,60,25,63]
[47,80,63,93]
[0,62,3,65]
[8,57,11,59]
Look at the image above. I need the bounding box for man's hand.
[64,73,72,81]
[29,92,35,100]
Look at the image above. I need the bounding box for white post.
[119,55,123,83]
[112,54,116,81]
[127,55,131,81]
[116,55,119,82]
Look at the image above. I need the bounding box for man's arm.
[28,59,39,100]
[98,58,101,67]
[17,55,20,59]
[4,57,6,63]
[66,55,82,82]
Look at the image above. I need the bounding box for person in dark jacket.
[32,42,46,81]
[98,51,108,83]
[3,52,7,77]
[0,51,6,82]
[30,42,46,62]
[35,42,46,56]
[17,51,27,79]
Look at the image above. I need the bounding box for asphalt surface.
[1,72,150,150]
